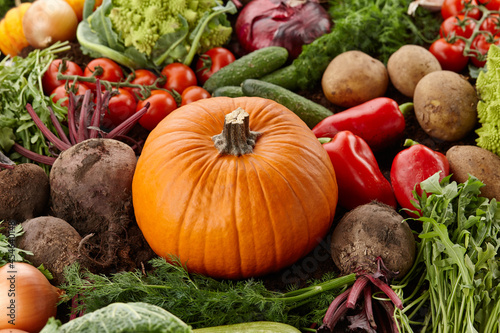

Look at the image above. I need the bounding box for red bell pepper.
[390,139,450,217]
[321,130,397,210]
[312,97,412,152]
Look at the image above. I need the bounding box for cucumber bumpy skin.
[203,46,289,93]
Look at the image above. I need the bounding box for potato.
[387,44,442,97]
[17,216,82,284]
[446,145,500,201]
[413,70,478,142]
[321,50,389,108]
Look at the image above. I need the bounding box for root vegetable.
[413,70,478,141]
[17,216,82,285]
[319,202,416,332]
[0,163,49,223]
[321,50,389,108]
[387,44,442,97]
[446,145,500,201]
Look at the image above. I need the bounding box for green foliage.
[475,44,500,156]
[393,173,500,332]
[0,220,33,267]
[60,257,356,330]
[77,0,236,69]
[291,0,441,90]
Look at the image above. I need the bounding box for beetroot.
[319,201,416,332]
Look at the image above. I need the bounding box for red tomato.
[440,15,476,38]
[83,58,124,91]
[123,69,159,100]
[102,88,137,129]
[480,14,500,36]
[136,90,178,131]
[195,47,236,85]
[429,38,469,72]
[441,0,481,20]
[180,86,211,106]
[478,0,500,10]
[42,59,83,95]
[470,33,500,67]
[51,82,90,108]
[161,63,197,94]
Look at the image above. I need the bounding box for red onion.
[235,0,332,59]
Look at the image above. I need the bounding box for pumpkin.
[63,0,103,21]
[0,3,31,57]
[132,96,338,279]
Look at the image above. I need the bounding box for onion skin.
[235,0,331,59]
[22,0,78,49]
[0,262,63,333]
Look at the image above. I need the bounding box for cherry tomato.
[42,59,83,95]
[480,13,500,36]
[441,0,481,20]
[470,33,500,67]
[101,88,137,129]
[83,58,124,91]
[136,90,178,131]
[478,0,500,10]
[51,82,90,108]
[180,86,211,106]
[429,38,469,72]
[161,63,197,94]
[440,15,476,38]
[123,69,159,100]
[195,47,236,85]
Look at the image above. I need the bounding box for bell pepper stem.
[399,102,414,117]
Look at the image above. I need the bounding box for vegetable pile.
[4,0,500,332]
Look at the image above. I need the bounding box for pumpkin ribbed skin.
[0,3,31,57]
[132,97,338,279]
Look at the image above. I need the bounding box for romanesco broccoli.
[475,44,500,156]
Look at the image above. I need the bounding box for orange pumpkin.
[0,3,31,57]
[132,97,338,279]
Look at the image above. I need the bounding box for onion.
[235,0,331,59]
[0,262,63,333]
[22,0,78,49]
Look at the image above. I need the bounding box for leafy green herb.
[392,173,500,332]
[61,257,355,330]
[289,0,441,90]
[0,42,70,169]
[0,220,33,266]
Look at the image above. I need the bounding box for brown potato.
[446,145,500,201]
[413,70,478,142]
[387,45,442,98]
[321,50,388,108]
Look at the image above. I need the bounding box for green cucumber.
[203,46,288,93]
[241,79,333,128]
[260,64,299,91]
[193,321,301,333]
[212,86,244,97]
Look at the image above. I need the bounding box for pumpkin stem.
[212,107,261,156]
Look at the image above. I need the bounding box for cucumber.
[203,46,288,93]
[241,79,333,129]
[260,64,299,91]
[212,86,244,97]
[192,321,301,333]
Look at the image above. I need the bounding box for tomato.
[440,15,476,38]
[480,14,500,36]
[83,58,125,91]
[180,86,211,106]
[478,0,500,10]
[160,63,197,94]
[470,33,500,67]
[429,38,469,72]
[101,88,137,129]
[195,47,236,85]
[441,0,481,20]
[136,90,178,131]
[123,69,159,100]
[42,59,83,95]
[51,82,90,108]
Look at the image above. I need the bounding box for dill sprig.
[61,257,356,330]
